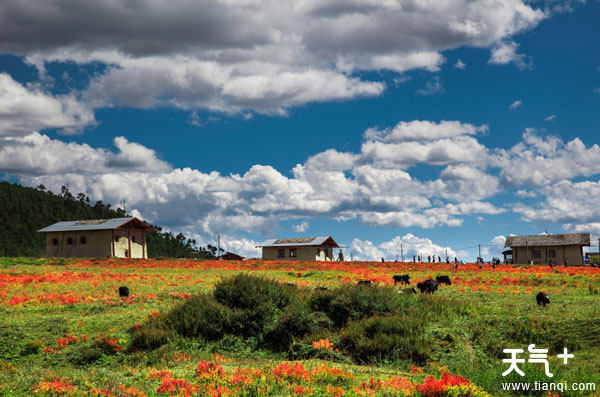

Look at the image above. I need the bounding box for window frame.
[289,248,297,258]
[277,248,285,258]
[80,236,87,244]
[67,237,74,245]
[52,238,59,246]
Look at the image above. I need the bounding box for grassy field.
[1,258,600,396]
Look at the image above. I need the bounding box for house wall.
[262,245,334,261]
[44,229,147,259]
[45,230,112,258]
[511,245,584,266]
[113,230,147,259]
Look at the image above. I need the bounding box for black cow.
[536,292,550,307]
[416,279,439,294]
[315,286,328,291]
[357,280,372,286]
[118,286,129,298]
[393,274,410,285]
[435,275,452,285]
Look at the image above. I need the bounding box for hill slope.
[0,181,214,258]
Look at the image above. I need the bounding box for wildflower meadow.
[1,258,600,396]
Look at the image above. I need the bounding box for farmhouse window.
[289,248,297,257]
[548,249,556,257]
[324,248,329,257]
[52,238,59,246]
[67,237,73,245]
[278,248,285,258]
[80,236,87,244]
[533,249,541,258]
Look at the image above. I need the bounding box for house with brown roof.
[504,233,590,266]
[38,217,152,259]
[257,236,339,261]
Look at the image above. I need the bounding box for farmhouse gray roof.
[505,233,590,247]
[38,217,151,232]
[257,236,339,248]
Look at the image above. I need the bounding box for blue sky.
[0,0,599,260]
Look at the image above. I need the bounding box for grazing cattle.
[435,275,452,285]
[393,274,410,285]
[315,286,328,291]
[416,279,439,294]
[118,286,129,298]
[536,292,550,307]
[356,280,372,286]
[285,282,297,288]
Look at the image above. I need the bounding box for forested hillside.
[0,182,215,258]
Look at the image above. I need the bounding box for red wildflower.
[196,361,226,378]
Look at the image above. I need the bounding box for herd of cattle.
[118,275,551,307]
[356,274,550,307]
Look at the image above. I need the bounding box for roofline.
[256,236,339,248]
[116,217,153,231]
[504,233,590,247]
[38,217,152,232]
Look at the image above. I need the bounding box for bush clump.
[214,274,292,337]
[129,274,431,365]
[66,343,103,365]
[264,301,318,351]
[326,285,399,328]
[21,339,45,356]
[214,273,291,311]
[130,327,171,351]
[340,315,430,364]
[162,294,231,340]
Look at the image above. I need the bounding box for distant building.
[504,233,590,266]
[220,251,245,261]
[501,249,513,264]
[38,217,152,259]
[584,252,599,264]
[258,236,339,261]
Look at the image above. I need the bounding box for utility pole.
[478,244,481,261]
[351,251,354,261]
[400,244,404,263]
[445,248,448,261]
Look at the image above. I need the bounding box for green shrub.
[66,343,103,365]
[161,294,231,340]
[340,315,430,364]
[263,302,317,351]
[308,289,335,313]
[214,273,291,311]
[327,285,398,328]
[130,327,170,350]
[21,339,45,356]
[214,274,292,337]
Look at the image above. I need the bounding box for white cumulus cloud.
[351,234,457,261]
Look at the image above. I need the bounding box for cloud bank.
[0,0,546,129]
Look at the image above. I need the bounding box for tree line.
[0,181,216,259]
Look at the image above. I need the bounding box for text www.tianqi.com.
[501,381,596,393]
